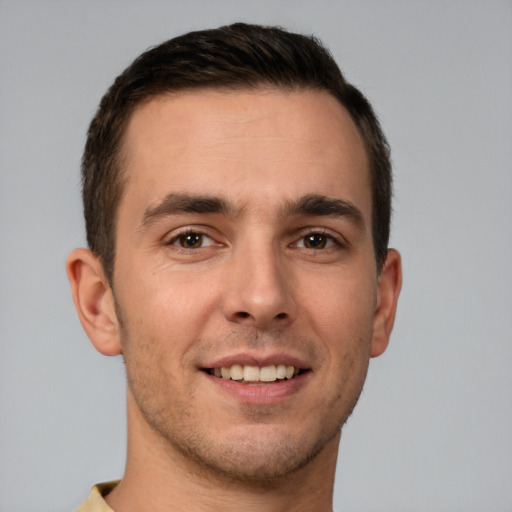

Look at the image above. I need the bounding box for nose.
[221,241,296,329]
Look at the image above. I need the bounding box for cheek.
[298,265,377,342]
[116,263,224,359]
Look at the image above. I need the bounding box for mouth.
[203,364,309,383]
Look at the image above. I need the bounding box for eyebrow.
[281,194,366,232]
[140,193,236,229]
[139,192,365,232]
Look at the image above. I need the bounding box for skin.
[67,88,402,512]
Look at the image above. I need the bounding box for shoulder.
[76,481,119,512]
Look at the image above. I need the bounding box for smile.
[205,364,307,383]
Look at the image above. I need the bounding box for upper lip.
[201,352,311,370]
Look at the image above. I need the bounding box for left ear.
[370,249,402,358]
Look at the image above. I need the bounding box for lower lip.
[202,372,310,405]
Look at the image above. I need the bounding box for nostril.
[230,311,288,322]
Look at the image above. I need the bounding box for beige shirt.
[76,479,339,511]
[76,481,119,512]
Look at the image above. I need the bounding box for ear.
[66,248,122,356]
[370,249,402,358]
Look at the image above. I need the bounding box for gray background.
[1,1,511,510]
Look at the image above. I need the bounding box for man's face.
[112,88,382,482]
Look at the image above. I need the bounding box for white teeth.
[276,364,287,379]
[243,365,260,381]
[212,364,301,382]
[260,365,277,382]
[230,364,244,381]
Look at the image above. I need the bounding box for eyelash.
[165,228,217,250]
[164,227,346,253]
[293,229,346,250]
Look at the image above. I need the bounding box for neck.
[106,391,339,512]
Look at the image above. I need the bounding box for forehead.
[119,88,371,222]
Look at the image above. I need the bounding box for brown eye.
[303,233,328,249]
[177,233,204,249]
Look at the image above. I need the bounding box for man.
[67,22,401,512]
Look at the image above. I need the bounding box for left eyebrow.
[281,194,366,232]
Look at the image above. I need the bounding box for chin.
[163,422,342,488]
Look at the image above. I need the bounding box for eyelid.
[164,226,221,248]
[292,227,348,249]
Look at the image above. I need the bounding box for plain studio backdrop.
[1,1,511,511]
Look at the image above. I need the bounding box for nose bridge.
[222,229,294,327]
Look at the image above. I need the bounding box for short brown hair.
[82,22,392,283]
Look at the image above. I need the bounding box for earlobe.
[370,249,402,358]
[66,248,122,356]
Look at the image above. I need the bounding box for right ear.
[66,248,122,356]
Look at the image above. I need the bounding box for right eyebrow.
[139,193,236,231]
